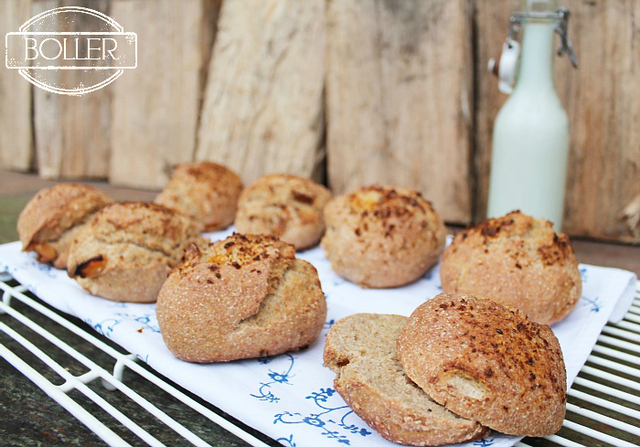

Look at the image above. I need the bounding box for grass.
[0,194,32,244]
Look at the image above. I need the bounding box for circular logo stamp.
[5,6,137,96]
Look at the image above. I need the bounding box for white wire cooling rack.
[1,271,639,447]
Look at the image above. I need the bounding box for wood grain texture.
[109,0,218,189]
[472,0,518,224]
[0,0,34,172]
[557,0,640,243]
[326,0,474,224]
[196,0,326,185]
[31,0,112,180]
[474,0,640,243]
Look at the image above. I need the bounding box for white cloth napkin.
[0,232,636,447]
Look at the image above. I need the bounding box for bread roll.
[234,174,332,250]
[322,185,446,288]
[324,313,489,446]
[156,233,327,362]
[67,202,206,303]
[397,293,567,437]
[440,211,581,324]
[155,161,243,231]
[17,183,112,269]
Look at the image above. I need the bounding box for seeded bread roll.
[67,202,207,303]
[440,211,582,325]
[156,233,327,363]
[234,174,332,250]
[17,183,113,269]
[324,313,489,446]
[155,161,243,231]
[321,185,446,288]
[397,293,567,437]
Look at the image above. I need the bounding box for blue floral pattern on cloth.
[277,434,297,447]
[580,267,589,283]
[252,354,296,403]
[84,312,160,336]
[0,237,636,447]
[580,295,602,313]
[274,388,371,445]
[24,258,57,279]
[85,317,121,338]
[474,438,496,446]
[114,312,160,333]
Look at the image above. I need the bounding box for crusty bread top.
[440,211,582,325]
[324,313,489,446]
[185,232,296,270]
[456,211,575,265]
[167,234,295,311]
[154,161,243,231]
[235,174,332,249]
[17,183,112,249]
[397,293,567,437]
[157,233,326,362]
[331,185,438,222]
[71,202,203,262]
[321,185,447,288]
[163,161,243,194]
[238,174,331,208]
[65,202,207,302]
[324,185,445,241]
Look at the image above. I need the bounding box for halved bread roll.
[397,293,567,437]
[323,313,489,446]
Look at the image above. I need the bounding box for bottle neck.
[515,20,557,93]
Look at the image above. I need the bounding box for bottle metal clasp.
[509,7,578,68]
[489,7,578,94]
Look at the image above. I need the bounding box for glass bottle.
[486,0,577,231]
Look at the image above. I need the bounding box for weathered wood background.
[1,0,638,243]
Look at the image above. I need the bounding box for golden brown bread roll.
[234,174,332,250]
[17,183,112,269]
[440,211,582,325]
[67,202,207,303]
[321,185,446,288]
[156,233,327,363]
[397,293,567,437]
[324,313,489,446]
[155,161,243,231]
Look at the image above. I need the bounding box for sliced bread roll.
[397,293,567,437]
[323,313,489,446]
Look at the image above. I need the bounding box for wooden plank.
[0,0,33,172]
[195,0,326,185]
[471,0,518,224]
[557,0,640,243]
[474,0,640,243]
[109,0,218,189]
[31,0,112,180]
[325,0,473,224]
